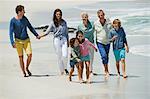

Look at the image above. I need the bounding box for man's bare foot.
[24,73,28,77]
[26,69,32,76]
[65,69,69,75]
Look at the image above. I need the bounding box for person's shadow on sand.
[93,73,141,78]
[71,80,107,84]
[30,74,57,77]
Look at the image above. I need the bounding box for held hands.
[36,35,41,39]
[37,33,47,39]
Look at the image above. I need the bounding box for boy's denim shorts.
[70,60,78,68]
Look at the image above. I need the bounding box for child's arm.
[124,43,129,53]
[110,35,117,42]
[124,37,129,53]
[86,39,97,52]
[108,29,118,42]
[122,28,129,53]
[70,48,81,62]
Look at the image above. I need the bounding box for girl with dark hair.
[40,8,69,75]
[76,31,97,83]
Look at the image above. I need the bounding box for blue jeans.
[97,42,110,64]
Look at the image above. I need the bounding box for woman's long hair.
[53,8,63,27]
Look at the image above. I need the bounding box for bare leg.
[121,59,127,78]
[76,63,82,81]
[26,54,32,76]
[106,64,109,74]
[80,62,84,79]
[19,56,26,77]
[89,46,94,73]
[85,61,90,83]
[69,68,74,81]
[104,64,107,74]
[116,61,120,76]
[104,64,109,77]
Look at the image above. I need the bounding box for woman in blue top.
[109,19,129,78]
[40,9,69,75]
[9,5,40,77]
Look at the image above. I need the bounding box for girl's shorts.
[80,55,90,62]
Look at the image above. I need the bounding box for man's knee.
[19,55,23,59]
[27,54,32,57]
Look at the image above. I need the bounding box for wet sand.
[0,29,149,99]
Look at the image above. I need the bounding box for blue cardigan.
[9,16,38,46]
[109,27,128,50]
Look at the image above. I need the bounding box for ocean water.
[68,1,150,57]
[0,0,150,57]
[68,1,150,36]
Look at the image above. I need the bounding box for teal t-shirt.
[78,21,94,43]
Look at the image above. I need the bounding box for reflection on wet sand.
[60,78,129,99]
[69,94,110,99]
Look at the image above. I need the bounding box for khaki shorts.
[15,38,32,56]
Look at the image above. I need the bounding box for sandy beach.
[0,0,150,99]
[0,30,149,99]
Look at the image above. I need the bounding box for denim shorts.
[70,60,78,68]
